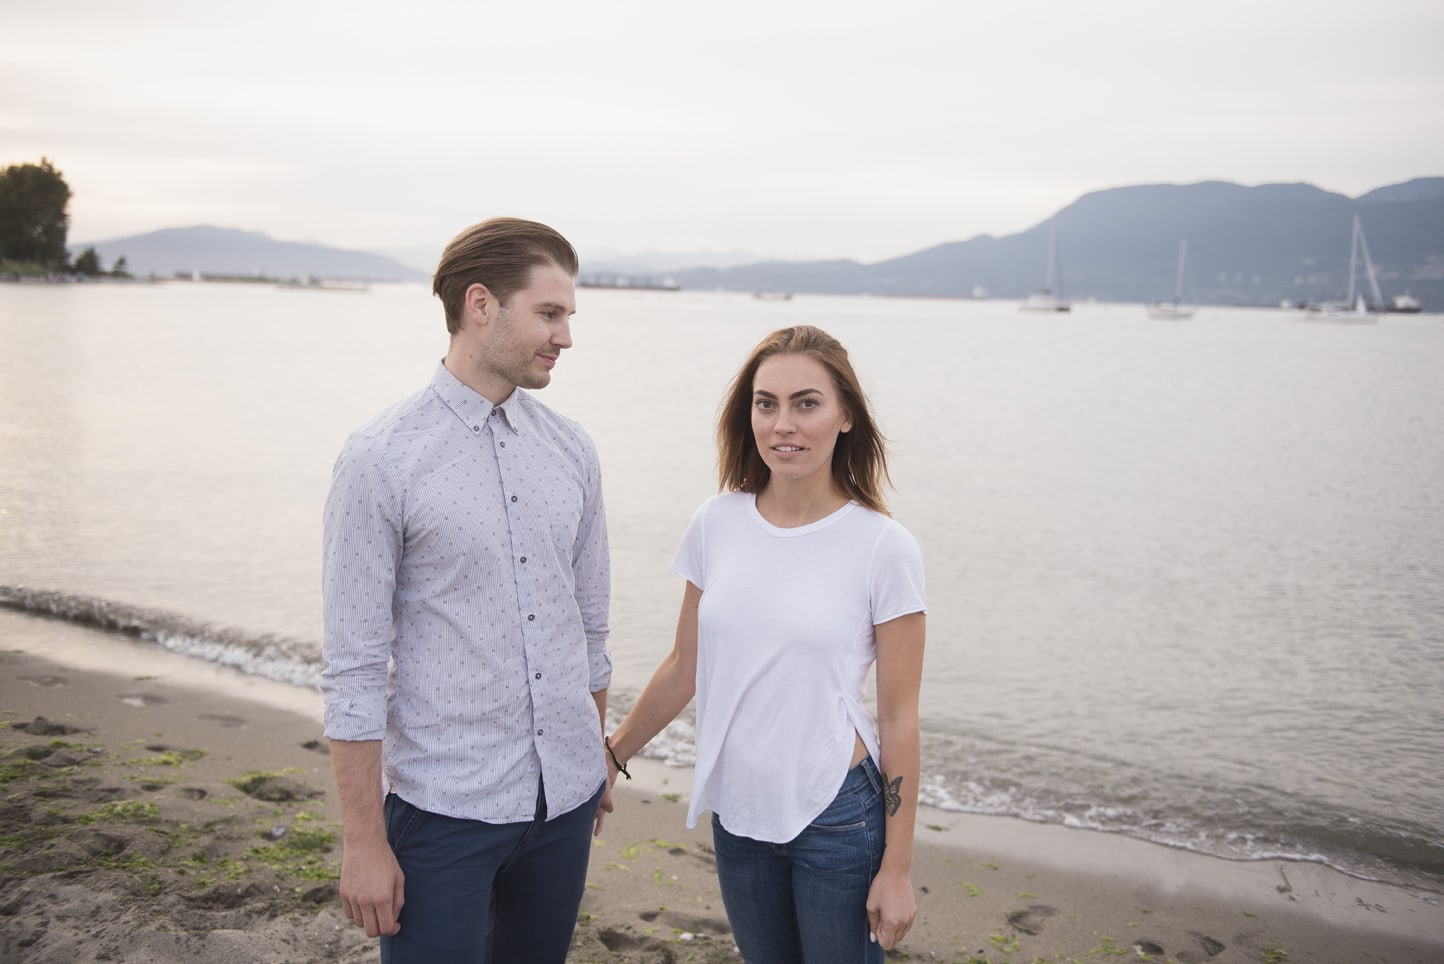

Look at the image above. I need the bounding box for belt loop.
[861,754,882,794]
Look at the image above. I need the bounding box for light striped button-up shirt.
[321,363,611,823]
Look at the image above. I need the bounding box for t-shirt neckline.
[747,494,857,537]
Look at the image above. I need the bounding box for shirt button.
[520,556,527,563]
[527,614,535,621]
[499,441,506,448]
[510,495,518,503]
[534,672,542,680]
[537,729,544,736]
[472,425,480,432]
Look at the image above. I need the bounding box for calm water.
[3,281,1442,892]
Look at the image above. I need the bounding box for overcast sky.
[4,0,1441,264]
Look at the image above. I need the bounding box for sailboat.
[1300,215,1383,325]
[1019,224,1071,312]
[1146,239,1196,321]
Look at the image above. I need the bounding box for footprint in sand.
[1006,904,1058,936]
[118,693,168,707]
[199,713,246,728]
[14,716,86,735]
[19,674,68,688]
[1133,939,1167,958]
[597,928,647,952]
[302,740,331,755]
[648,909,730,936]
[664,843,718,871]
[232,773,323,802]
[1173,931,1226,963]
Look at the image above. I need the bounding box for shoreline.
[4,613,1443,962]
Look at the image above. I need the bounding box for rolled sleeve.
[320,434,402,741]
[573,434,612,692]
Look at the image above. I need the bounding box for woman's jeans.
[712,756,886,964]
[379,780,603,964]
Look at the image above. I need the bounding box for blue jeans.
[711,756,886,964]
[379,780,603,964]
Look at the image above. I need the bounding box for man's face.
[483,263,577,393]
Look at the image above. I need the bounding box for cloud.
[4,0,1441,262]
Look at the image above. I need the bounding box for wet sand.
[3,612,1442,963]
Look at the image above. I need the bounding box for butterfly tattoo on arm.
[880,769,903,817]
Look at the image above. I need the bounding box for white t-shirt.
[672,491,927,843]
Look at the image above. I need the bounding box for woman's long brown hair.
[717,325,891,514]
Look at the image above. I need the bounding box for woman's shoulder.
[696,490,751,516]
[848,506,923,558]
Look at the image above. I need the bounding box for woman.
[605,325,927,962]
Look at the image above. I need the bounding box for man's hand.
[339,835,405,938]
[594,780,614,836]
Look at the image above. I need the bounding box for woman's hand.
[866,865,916,950]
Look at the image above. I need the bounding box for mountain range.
[75,177,1444,308]
[75,226,430,283]
[672,178,1444,308]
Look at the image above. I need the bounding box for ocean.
[2,280,1441,894]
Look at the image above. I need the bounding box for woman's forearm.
[608,581,701,764]
[877,717,920,872]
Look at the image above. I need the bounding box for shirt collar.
[428,362,534,436]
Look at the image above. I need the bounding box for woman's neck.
[753,479,850,529]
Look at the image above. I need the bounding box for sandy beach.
[3,612,1442,963]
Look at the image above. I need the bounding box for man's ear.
[464,283,497,327]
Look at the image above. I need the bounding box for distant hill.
[673,178,1444,309]
[71,226,429,283]
[70,179,1444,307]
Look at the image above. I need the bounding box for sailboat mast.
[1355,217,1385,310]
[1347,216,1359,305]
[1045,223,1057,293]
[1174,239,1187,302]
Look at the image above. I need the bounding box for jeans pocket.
[808,778,874,834]
[384,794,427,853]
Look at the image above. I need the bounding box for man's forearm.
[331,739,387,843]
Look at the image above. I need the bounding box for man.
[321,217,613,962]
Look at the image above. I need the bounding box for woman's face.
[750,353,853,487]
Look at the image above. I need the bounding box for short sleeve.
[869,521,927,625]
[670,498,713,589]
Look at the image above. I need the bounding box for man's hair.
[432,217,579,334]
[717,325,891,514]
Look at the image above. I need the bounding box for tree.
[111,255,131,278]
[0,157,72,266]
[73,246,102,276]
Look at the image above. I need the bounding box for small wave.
[0,585,322,688]
[606,703,1444,895]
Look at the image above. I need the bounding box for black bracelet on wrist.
[605,735,631,780]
